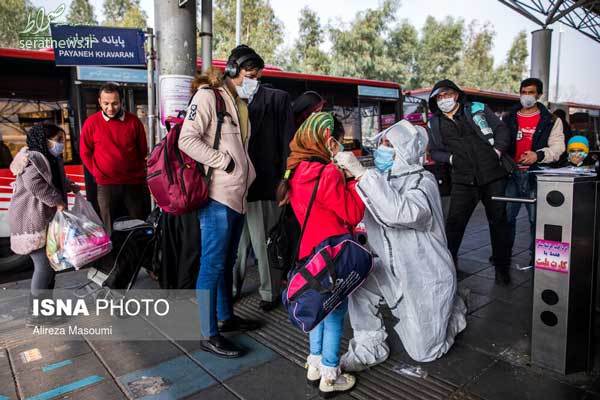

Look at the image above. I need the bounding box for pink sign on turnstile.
[534,239,570,273]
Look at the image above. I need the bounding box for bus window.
[0,99,73,164]
[360,102,381,144]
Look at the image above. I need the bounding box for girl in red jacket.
[278,112,365,397]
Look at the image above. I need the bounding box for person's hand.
[56,203,66,212]
[278,192,289,207]
[518,151,538,166]
[334,152,367,179]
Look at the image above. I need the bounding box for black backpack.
[266,205,300,275]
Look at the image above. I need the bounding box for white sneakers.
[305,355,356,398]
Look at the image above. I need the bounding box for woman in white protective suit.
[333,120,467,367]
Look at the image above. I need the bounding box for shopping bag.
[46,200,112,271]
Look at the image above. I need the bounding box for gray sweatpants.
[233,200,281,302]
[30,247,55,296]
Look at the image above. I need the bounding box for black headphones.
[224,53,257,78]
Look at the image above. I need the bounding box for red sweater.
[290,161,365,259]
[80,111,148,185]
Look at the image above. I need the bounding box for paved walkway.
[0,205,599,400]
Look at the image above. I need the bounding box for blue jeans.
[309,300,348,368]
[196,200,244,337]
[506,170,536,255]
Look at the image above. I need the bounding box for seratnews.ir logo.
[18,4,66,50]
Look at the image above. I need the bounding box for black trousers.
[446,178,511,268]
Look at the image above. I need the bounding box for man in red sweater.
[80,82,149,233]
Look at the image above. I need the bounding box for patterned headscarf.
[26,124,64,194]
[286,112,335,171]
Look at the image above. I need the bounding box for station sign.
[50,24,146,66]
[358,85,400,99]
[76,66,147,84]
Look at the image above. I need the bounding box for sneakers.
[313,363,356,398]
[319,368,356,398]
[305,354,321,387]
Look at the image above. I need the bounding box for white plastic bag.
[46,196,112,271]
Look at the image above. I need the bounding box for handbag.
[281,168,373,333]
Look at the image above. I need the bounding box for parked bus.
[0,47,403,275]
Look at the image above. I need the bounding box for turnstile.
[531,174,598,374]
[493,173,599,375]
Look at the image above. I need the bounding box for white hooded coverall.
[341,121,467,368]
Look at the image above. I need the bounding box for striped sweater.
[8,148,71,255]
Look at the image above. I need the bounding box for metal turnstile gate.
[531,174,598,374]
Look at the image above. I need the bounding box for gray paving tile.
[467,359,585,400]
[13,351,112,399]
[466,292,494,314]
[184,385,238,400]
[391,343,496,386]
[456,258,490,275]
[225,357,318,400]
[472,299,532,332]
[458,274,520,300]
[8,339,92,374]
[456,316,529,357]
[87,339,183,377]
[475,266,533,288]
[57,380,125,399]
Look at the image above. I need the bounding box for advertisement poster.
[534,239,570,273]
[159,75,194,128]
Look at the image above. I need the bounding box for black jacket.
[247,85,295,202]
[428,79,510,186]
[505,102,558,167]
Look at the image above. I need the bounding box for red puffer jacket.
[289,160,365,259]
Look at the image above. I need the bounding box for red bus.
[0,47,403,274]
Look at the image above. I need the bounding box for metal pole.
[236,0,242,45]
[554,28,563,103]
[145,28,156,151]
[200,0,213,73]
[154,0,197,137]
[530,28,553,104]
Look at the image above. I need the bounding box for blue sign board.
[50,24,146,66]
[77,66,147,83]
[358,85,400,99]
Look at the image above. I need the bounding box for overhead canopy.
[498,0,600,43]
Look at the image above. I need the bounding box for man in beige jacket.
[178,49,261,359]
[504,77,565,268]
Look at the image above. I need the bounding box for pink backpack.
[147,88,226,215]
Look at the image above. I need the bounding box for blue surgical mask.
[374,145,395,173]
[48,140,64,157]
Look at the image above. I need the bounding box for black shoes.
[199,335,243,358]
[218,315,261,333]
[495,268,511,286]
[259,300,279,312]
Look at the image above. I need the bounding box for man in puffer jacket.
[335,120,467,367]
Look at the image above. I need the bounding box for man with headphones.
[227,45,295,312]
[80,82,150,234]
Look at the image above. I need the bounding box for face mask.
[437,98,456,113]
[373,145,395,173]
[568,151,587,166]
[520,94,537,109]
[102,108,124,120]
[236,77,259,100]
[48,140,64,157]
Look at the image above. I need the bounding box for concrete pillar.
[530,28,553,103]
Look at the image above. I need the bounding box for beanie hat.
[567,135,589,153]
